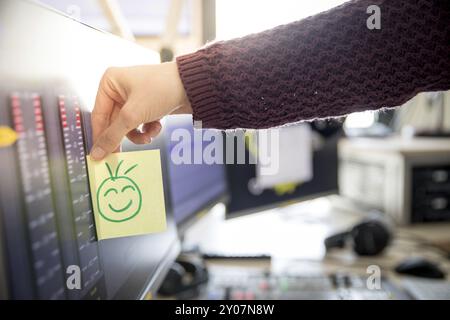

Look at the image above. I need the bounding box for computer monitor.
[225,120,343,219]
[163,115,228,235]
[0,0,179,299]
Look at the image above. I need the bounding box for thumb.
[90,108,139,160]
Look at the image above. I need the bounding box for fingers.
[126,128,152,144]
[143,121,162,137]
[92,86,115,143]
[90,66,169,160]
[90,107,139,160]
[111,107,122,153]
[126,121,162,144]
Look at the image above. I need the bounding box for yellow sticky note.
[86,150,167,240]
[0,126,17,147]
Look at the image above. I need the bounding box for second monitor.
[224,120,343,218]
[164,115,228,234]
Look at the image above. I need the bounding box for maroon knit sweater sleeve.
[176,0,450,130]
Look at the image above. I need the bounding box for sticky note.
[86,150,166,240]
[0,126,18,147]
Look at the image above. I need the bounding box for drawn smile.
[97,161,142,223]
[108,200,133,213]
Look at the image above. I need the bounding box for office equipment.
[158,115,228,297]
[324,217,391,256]
[158,255,209,299]
[225,121,342,218]
[200,268,409,300]
[395,258,446,279]
[163,115,228,234]
[393,91,450,136]
[177,187,450,300]
[201,253,272,261]
[339,137,450,225]
[253,125,313,190]
[0,0,179,299]
[182,197,450,300]
[401,278,450,300]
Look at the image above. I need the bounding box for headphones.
[158,257,209,297]
[324,218,392,256]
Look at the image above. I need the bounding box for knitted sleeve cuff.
[176,50,227,129]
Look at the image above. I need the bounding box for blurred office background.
[1,0,449,300]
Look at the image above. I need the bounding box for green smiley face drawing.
[97,160,142,223]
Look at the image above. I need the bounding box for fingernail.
[91,147,105,160]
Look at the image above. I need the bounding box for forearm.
[177,0,450,129]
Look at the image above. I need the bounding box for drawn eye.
[121,185,136,193]
[104,188,118,197]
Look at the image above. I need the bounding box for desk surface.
[183,196,450,287]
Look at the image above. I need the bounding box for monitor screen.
[225,121,342,218]
[164,115,227,230]
[0,0,179,299]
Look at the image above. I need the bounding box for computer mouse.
[395,257,446,279]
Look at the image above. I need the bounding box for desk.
[182,196,450,298]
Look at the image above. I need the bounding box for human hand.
[90,61,191,160]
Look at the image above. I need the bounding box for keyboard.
[200,268,410,300]
[402,278,450,300]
